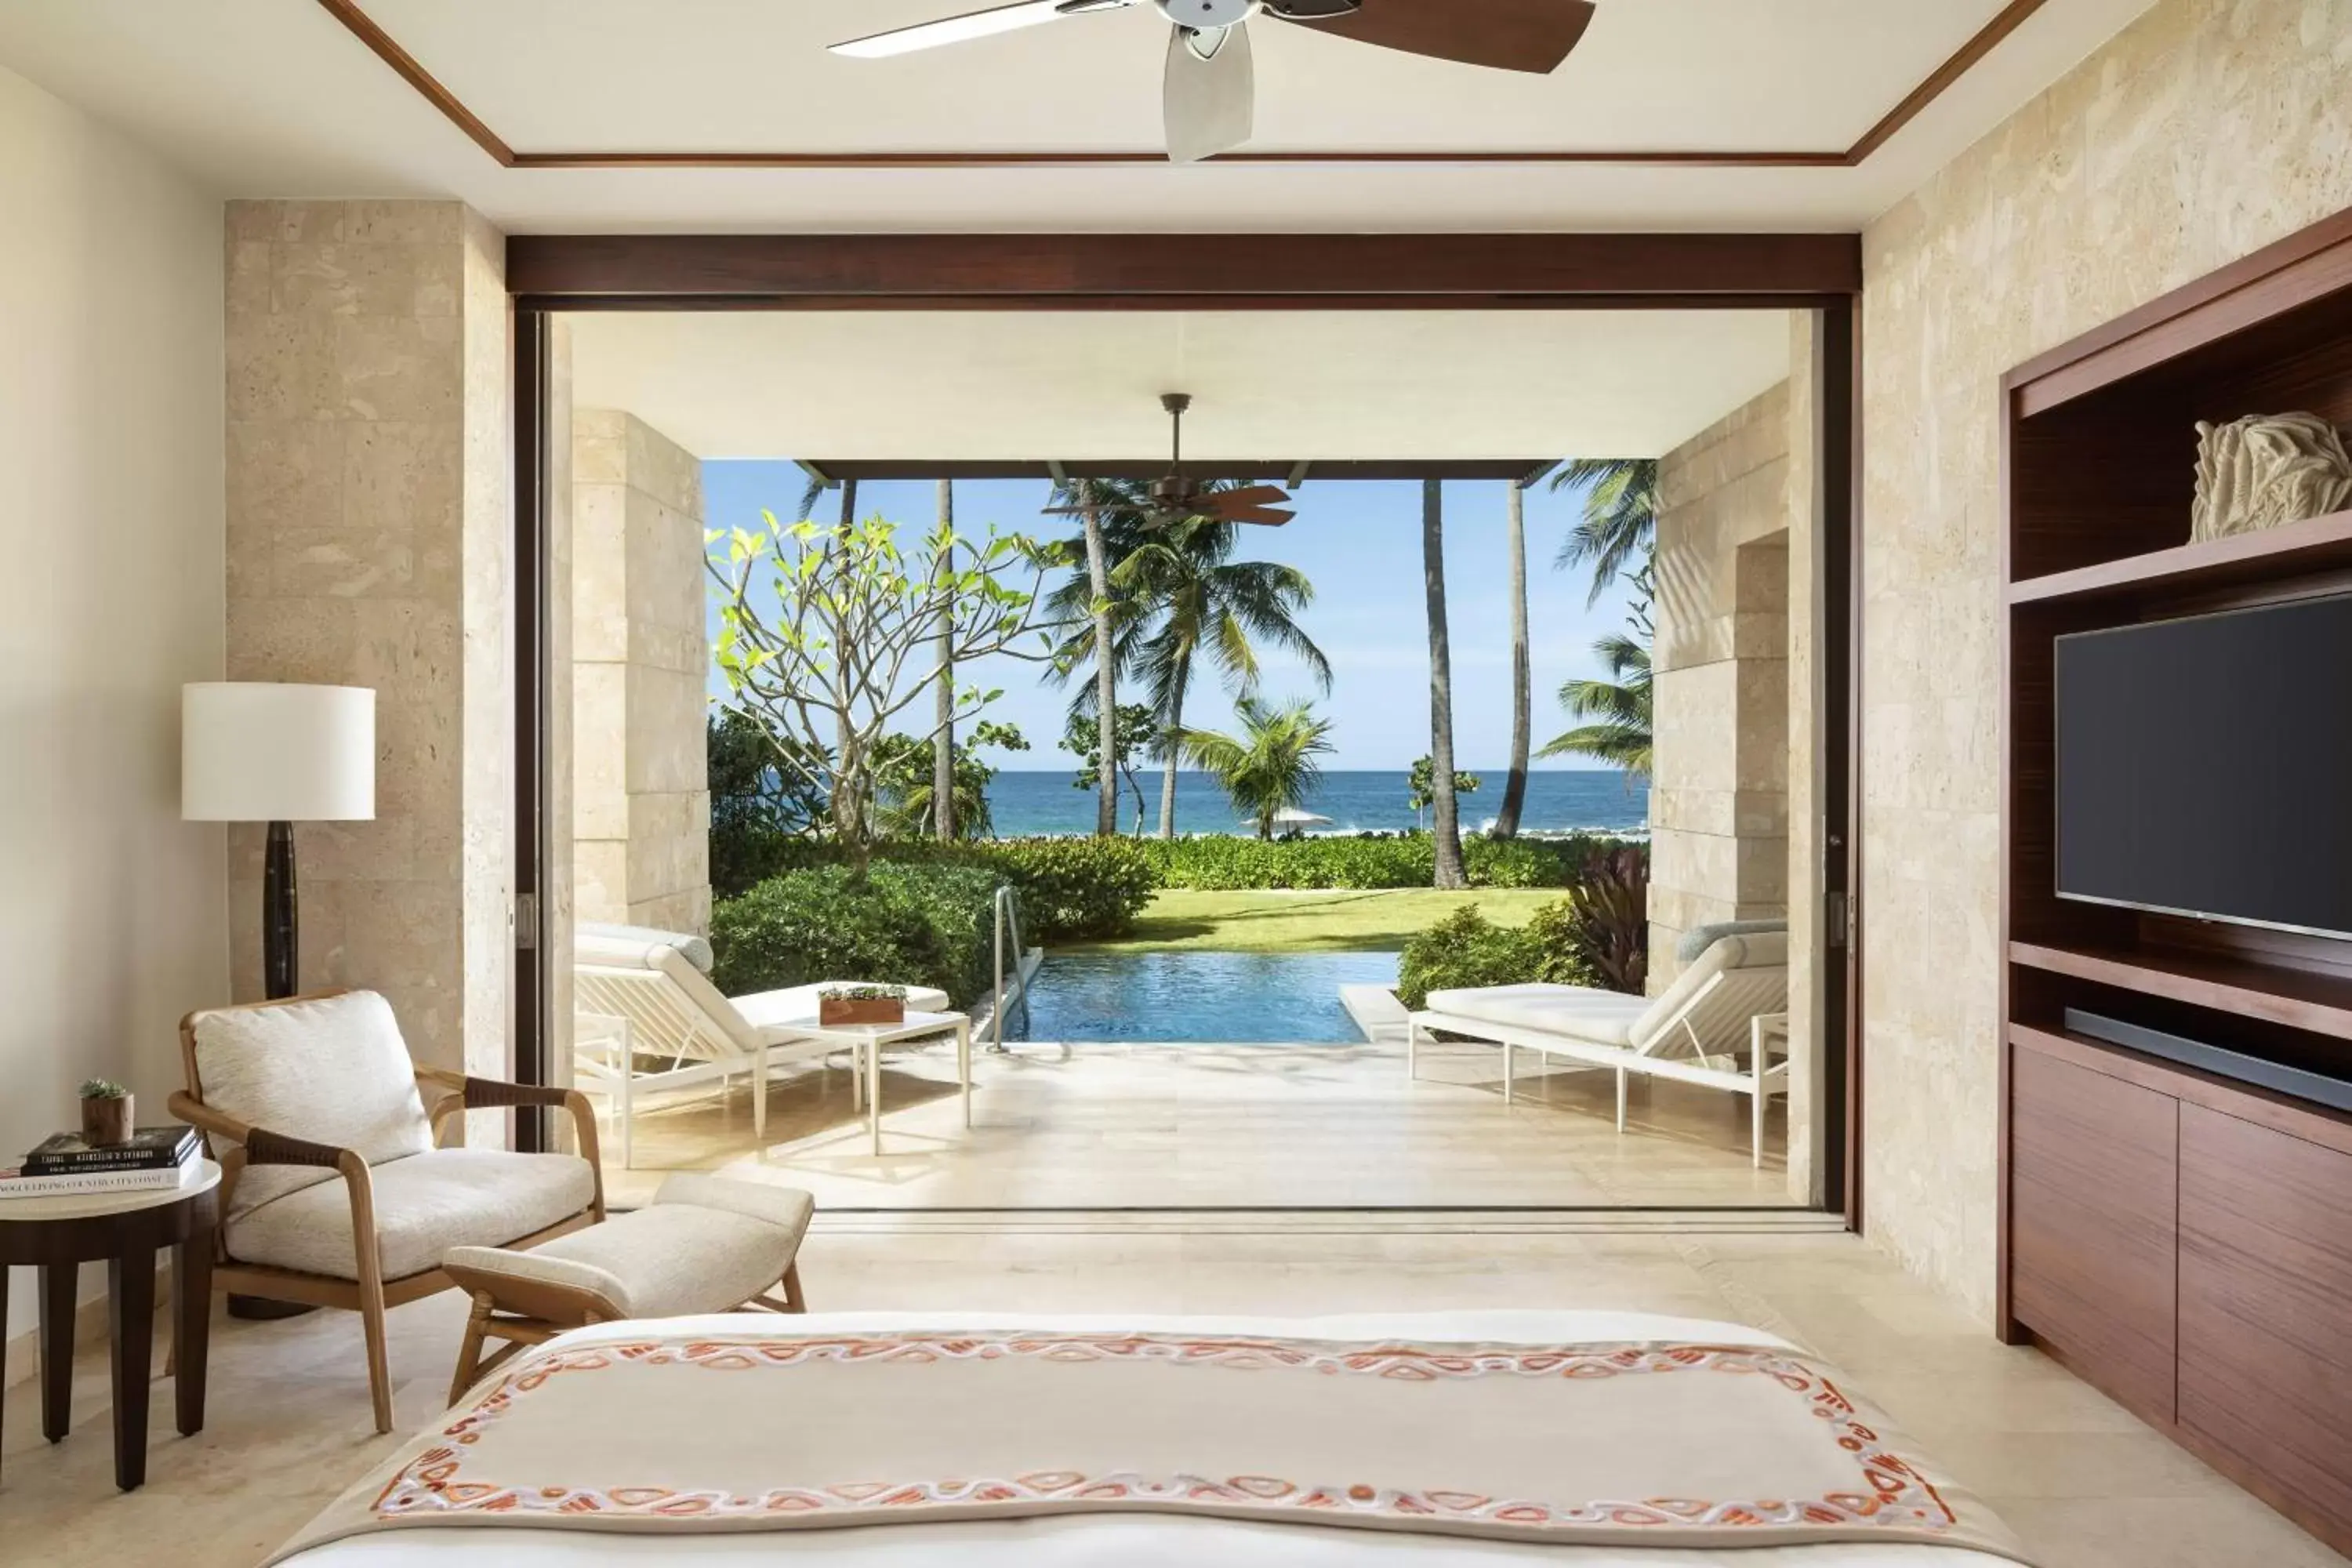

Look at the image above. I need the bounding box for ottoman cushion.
[445,1174,812,1320]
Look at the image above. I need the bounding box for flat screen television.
[2056,593,2352,941]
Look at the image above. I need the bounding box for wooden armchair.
[171,991,604,1432]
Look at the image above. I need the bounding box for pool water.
[1012,949,1400,1044]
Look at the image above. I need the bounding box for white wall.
[0,63,227,1354]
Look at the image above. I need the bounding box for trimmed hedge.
[1134,833,1628,891]
[710,862,1002,1007]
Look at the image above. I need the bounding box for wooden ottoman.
[441,1173,814,1402]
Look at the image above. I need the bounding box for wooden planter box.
[819,996,906,1027]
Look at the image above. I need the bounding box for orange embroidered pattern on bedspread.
[354,1334,2001,1549]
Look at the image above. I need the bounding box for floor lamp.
[183,683,376,1319]
[183,684,376,1000]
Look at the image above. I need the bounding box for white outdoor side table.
[771,1010,972,1155]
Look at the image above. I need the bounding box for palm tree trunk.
[1496,481,1531,840]
[1081,489,1119,839]
[933,480,957,841]
[1422,478,1467,889]
[1158,652,1189,839]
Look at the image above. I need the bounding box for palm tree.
[1076,482,1121,837]
[1045,479,1330,838]
[1421,479,1467,889]
[1495,481,1531,839]
[1549,457,1658,607]
[1541,631,1653,780]
[1181,697,1335,840]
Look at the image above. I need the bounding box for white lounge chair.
[1407,929,1789,1166]
[572,931,949,1167]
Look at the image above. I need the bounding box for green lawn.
[1071,887,1560,955]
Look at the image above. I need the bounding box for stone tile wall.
[1650,381,1793,984]
[1860,0,2352,1317]
[223,200,510,1092]
[572,411,711,935]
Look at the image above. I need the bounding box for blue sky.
[701,465,1639,773]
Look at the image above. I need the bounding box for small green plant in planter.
[818,984,909,1027]
[79,1078,133,1147]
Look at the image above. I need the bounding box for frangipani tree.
[709,509,1077,877]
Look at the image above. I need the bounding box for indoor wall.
[0,62,227,1369]
[1860,0,2352,1319]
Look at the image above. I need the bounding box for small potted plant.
[818,984,909,1027]
[80,1079,134,1148]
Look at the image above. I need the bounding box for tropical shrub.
[717,837,1157,944]
[1396,844,1653,1008]
[710,862,1003,1007]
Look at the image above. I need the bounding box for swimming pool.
[1011,950,1400,1044]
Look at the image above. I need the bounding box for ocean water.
[978,768,1647,839]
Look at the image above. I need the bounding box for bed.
[274,1310,2031,1567]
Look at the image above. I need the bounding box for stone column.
[1647,383,1793,987]
[1782,314,1828,1205]
[572,412,711,935]
[223,200,511,1103]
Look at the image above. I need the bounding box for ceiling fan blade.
[831,0,1102,59]
[1210,485,1294,510]
[1221,508,1296,527]
[1163,20,1254,164]
[1039,503,1114,516]
[1273,0,1596,74]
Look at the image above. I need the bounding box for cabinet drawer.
[2010,1042,2179,1421]
[2179,1103,2352,1546]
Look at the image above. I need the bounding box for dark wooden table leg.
[172,1234,212,1436]
[108,1246,157,1491]
[39,1261,77,1443]
[0,1263,9,1482]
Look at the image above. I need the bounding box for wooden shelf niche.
[1999,205,2352,1559]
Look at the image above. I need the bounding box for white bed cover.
[283,1309,2019,1568]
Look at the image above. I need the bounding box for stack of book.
[0,1126,202,1199]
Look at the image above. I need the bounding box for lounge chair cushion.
[577,921,714,975]
[1675,919,1788,965]
[1424,984,1653,1047]
[188,991,434,1221]
[444,1174,812,1320]
[225,1147,597,1282]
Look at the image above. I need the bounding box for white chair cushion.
[1424,983,1653,1047]
[190,993,433,1219]
[225,1148,597,1282]
[444,1174,812,1319]
[1630,931,1788,1053]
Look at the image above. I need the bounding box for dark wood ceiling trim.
[505,233,1863,300]
[318,0,2053,172]
[1845,0,2053,164]
[314,0,514,165]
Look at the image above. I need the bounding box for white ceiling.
[0,0,2156,231]
[566,309,1793,463]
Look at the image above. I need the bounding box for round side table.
[0,1159,221,1492]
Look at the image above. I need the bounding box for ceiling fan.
[1042,394,1296,528]
[829,0,1599,163]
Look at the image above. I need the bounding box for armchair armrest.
[167,1091,360,1169]
[413,1070,604,1221]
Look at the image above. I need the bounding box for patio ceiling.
[566,308,1792,464]
[0,0,2156,231]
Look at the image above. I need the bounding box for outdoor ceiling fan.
[1042,394,1297,528]
[829,0,1599,163]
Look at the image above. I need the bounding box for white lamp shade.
[182,684,376,822]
